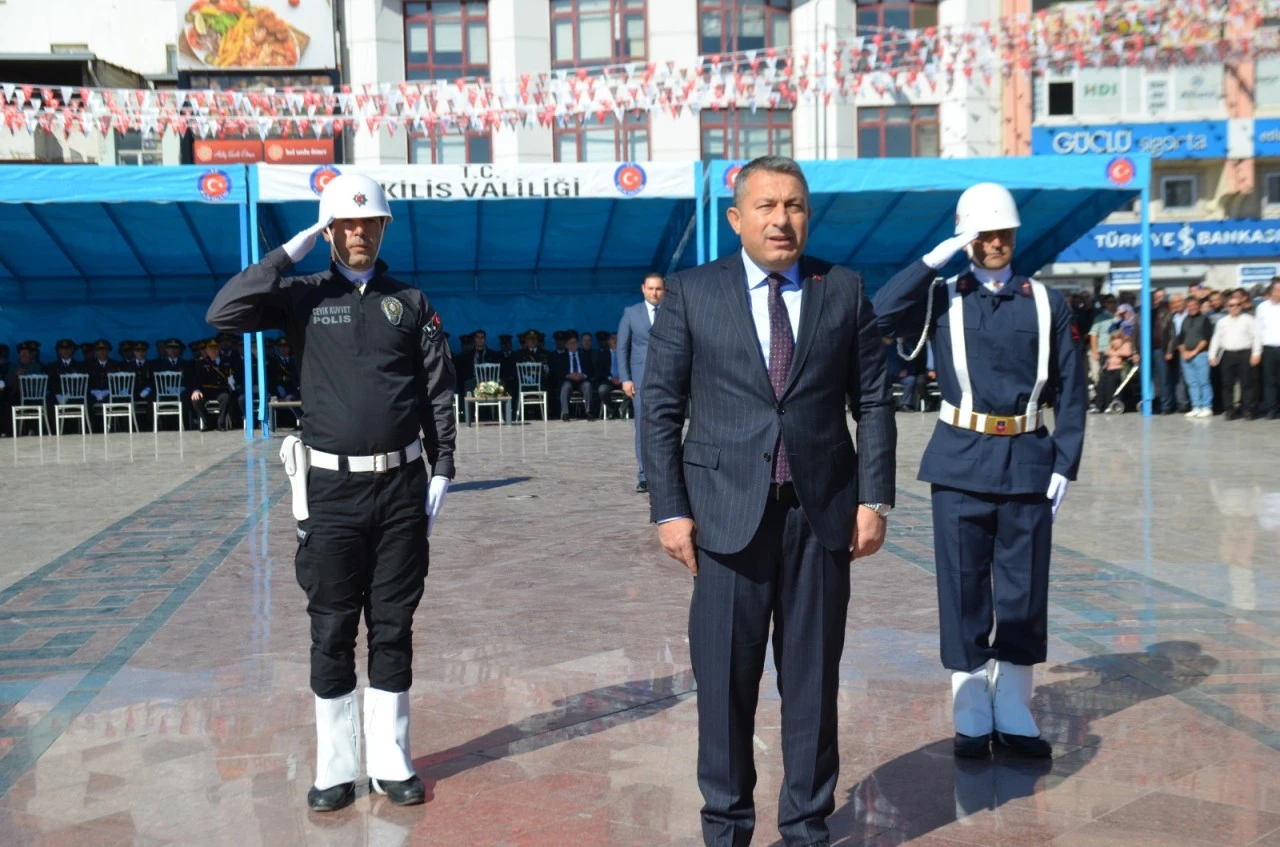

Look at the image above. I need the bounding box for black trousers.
[295,461,428,699]
[1094,369,1122,412]
[1265,347,1280,415]
[931,485,1052,671]
[689,493,850,847]
[1218,350,1255,414]
[192,392,238,430]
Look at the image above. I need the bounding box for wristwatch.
[861,503,892,518]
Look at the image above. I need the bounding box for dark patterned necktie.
[767,273,794,484]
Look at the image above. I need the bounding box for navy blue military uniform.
[875,260,1086,672]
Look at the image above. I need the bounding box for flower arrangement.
[473,381,508,399]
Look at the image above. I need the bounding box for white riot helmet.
[955,182,1020,235]
[318,172,393,226]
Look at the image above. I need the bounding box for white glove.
[426,475,450,537]
[923,230,979,270]
[91,389,109,401]
[140,387,152,398]
[1046,473,1069,522]
[283,216,334,263]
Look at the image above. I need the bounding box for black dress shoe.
[371,775,425,806]
[307,781,356,812]
[560,414,570,422]
[635,481,648,494]
[994,731,1052,758]
[953,733,991,759]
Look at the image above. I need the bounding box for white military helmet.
[955,182,1020,235]
[318,172,393,227]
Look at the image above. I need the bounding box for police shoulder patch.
[423,308,442,339]
[381,296,404,326]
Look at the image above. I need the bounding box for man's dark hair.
[644,272,665,285]
[732,155,809,209]
[473,329,486,337]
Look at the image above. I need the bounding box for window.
[166,44,178,74]
[409,129,492,164]
[404,1,489,83]
[701,109,792,160]
[49,43,89,53]
[857,106,939,158]
[116,130,162,166]
[699,1,791,57]
[552,0,646,67]
[1161,175,1197,209]
[855,1,938,31]
[554,113,650,162]
[1047,81,1074,116]
[1266,173,1280,207]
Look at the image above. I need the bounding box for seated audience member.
[458,329,502,396]
[0,343,11,437]
[268,336,301,428]
[86,339,119,431]
[595,332,625,417]
[47,339,87,408]
[190,339,240,432]
[552,334,595,421]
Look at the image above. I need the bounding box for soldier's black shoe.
[371,775,425,806]
[635,481,648,494]
[953,733,991,759]
[307,781,356,812]
[994,731,1052,758]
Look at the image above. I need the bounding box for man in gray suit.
[618,272,665,493]
[644,156,897,847]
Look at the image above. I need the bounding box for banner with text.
[1031,120,1228,160]
[256,162,695,202]
[1057,219,1280,262]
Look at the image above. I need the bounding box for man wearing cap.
[456,329,502,400]
[86,339,119,431]
[497,333,518,401]
[124,341,154,427]
[46,339,86,413]
[516,329,551,419]
[207,172,455,812]
[267,336,301,429]
[190,340,239,432]
[874,182,1086,760]
[150,339,191,430]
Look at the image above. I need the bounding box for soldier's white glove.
[1047,473,1069,522]
[426,475,450,537]
[283,216,335,263]
[923,231,979,270]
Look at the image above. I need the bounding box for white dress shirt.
[1258,300,1280,347]
[1208,313,1262,359]
[569,351,582,374]
[646,301,657,325]
[972,264,1013,291]
[335,263,374,293]
[742,251,802,369]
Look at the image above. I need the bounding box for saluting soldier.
[874,183,1086,760]
[207,173,456,811]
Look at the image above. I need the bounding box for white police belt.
[308,439,422,473]
[938,400,1043,436]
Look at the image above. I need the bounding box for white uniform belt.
[308,439,422,473]
[939,400,1043,436]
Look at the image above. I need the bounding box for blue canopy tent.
[0,165,261,434]
[703,154,1156,414]
[247,161,702,433]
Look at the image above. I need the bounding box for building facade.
[1032,42,1279,293]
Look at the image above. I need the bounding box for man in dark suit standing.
[644,156,897,847]
[618,272,665,493]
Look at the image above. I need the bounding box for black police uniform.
[206,247,456,699]
[875,260,1086,672]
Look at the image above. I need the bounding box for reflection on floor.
[0,415,1278,846]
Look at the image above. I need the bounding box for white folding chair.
[469,362,503,423]
[54,372,90,436]
[516,361,547,423]
[152,371,185,434]
[101,371,137,434]
[13,374,49,437]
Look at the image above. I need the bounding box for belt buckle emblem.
[995,419,1008,434]
[374,453,389,473]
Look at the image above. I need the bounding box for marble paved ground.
[0,413,1277,846]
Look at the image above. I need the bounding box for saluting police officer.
[207,173,456,811]
[874,183,1086,760]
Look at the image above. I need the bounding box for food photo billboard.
[178,0,336,71]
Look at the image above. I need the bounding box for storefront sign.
[193,137,335,165]
[1255,118,1280,158]
[1032,120,1228,160]
[1057,219,1280,262]
[177,0,337,71]
[256,162,696,201]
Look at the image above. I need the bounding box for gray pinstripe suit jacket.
[644,252,897,555]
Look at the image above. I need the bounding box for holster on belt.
[280,434,310,521]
